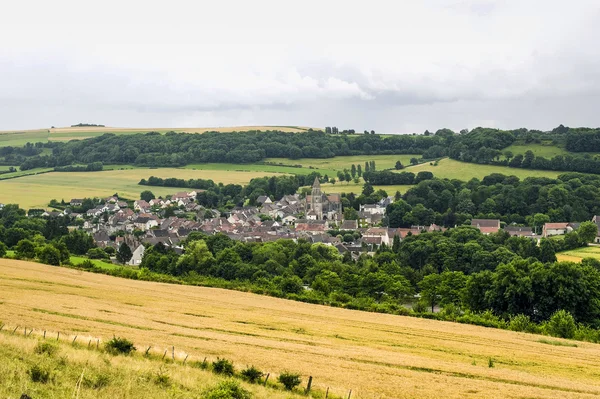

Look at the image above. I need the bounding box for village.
[12,176,596,267]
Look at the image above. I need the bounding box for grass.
[265,154,420,176]
[0,126,318,147]
[70,256,120,270]
[0,168,288,209]
[538,338,578,347]
[0,329,304,399]
[2,258,600,399]
[403,158,561,181]
[182,163,319,175]
[318,182,412,195]
[503,143,570,159]
[556,246,600,263]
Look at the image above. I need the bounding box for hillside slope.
[2,259,600,398]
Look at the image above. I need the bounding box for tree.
[362,183,374,197]
[344,207,358,220]
[546,309,576,339]
[140,190,155,202]
[395,161,403,170]
[357,164,362,178]
[410,158,419,165]
[351,164,357,178]
[337,171,345,184]
[531,213,550,235]
[419,274,442,312]
[117,243,133,265]
[578,221,598,243]
[364,162,370,173]
[0,241,6,258]
[15,239,37,259]
[539,239,557,263]
[522,150,535,168]
[38,244,61,266]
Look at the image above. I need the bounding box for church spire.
[312,176,321,189]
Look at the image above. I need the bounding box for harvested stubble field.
[2,259,600,398]
[0,168,287,209]
[556,246,600,263]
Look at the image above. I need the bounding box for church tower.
[311,176,323,220]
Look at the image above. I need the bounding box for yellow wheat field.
[1,259,600,399]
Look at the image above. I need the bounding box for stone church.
[305,177,342,221]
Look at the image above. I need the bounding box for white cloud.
[0,0,599,132]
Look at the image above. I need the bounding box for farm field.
[183,162,319,175]
[318,182,412,195]
[556,246,600,263]
[265,154,420,175]
[403,158,561,181]
[0,168,287,209]
[504,142,570,158]
[2,259,600,398]
[0,126,318,147]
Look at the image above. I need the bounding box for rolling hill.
[1,259,600,398]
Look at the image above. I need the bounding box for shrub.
[278,371,301,391]
[240,365,264,383]
[190,358,210,369]
[34,341,59,356]
[204,380,251,399]
[488,358,494,368]
[79,260,95,269]
[212,358,235,376]
[154,367,171,387]
[82,372,111,389]
[28,364,52,383]
[105,336,136,355]
[546,309,576,339]
[411,300,428,314]
[509,314,537,333]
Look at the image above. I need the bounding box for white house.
[128,244,145,266]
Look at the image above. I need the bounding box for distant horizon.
[1,122,595,136]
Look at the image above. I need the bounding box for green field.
[183,163,318,175]
[266,154,420,176]
[403,158,561,181]
[0,168,289,209]
[504,142,570,158]
[556,246,600,263]
[318,182,412,195]
[69,256,120,270]
[0,126,318,147]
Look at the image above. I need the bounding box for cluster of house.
[31,177,600,267]
[471,218,600,242]
[49,179,398,264]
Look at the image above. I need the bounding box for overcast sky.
[1,0,599,133]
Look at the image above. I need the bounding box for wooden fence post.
[162,349,167,360]
[96,339,99,349]
[172,346,175,361]
[57,331,60,341]
[325,387,329,398]
[72,336,78,344]
[88,339,91,348]
[305,376,313,394]
[145,346,152,356]
[43,330,46,339]
[183,354,189,365]
[24,327,26,336]
[264,373,270,386]
[348,389,352,399]
[28,329,33,337]
[12,326,18,335]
